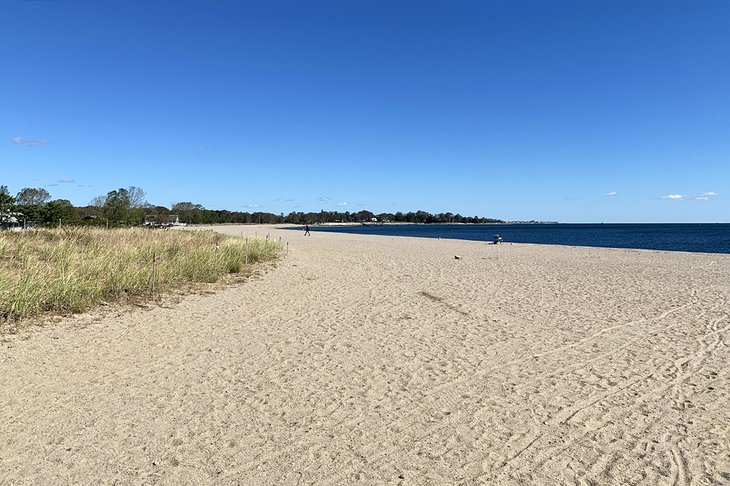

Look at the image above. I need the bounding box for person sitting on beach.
[304,224,311,236]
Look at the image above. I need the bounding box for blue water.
[294,224,730,254]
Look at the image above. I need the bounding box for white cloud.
[58,178,76,184]
[336,201,348,206]
[317,196,329,203]
[662,191,718,201]
[13,136,47,147]
[604,191,617,197]
[244,203,261,209]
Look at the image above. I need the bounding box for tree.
[43,199,73,225]
[103,188,132,225]
[127,186,146,208]
[171,202,205,224]
[354,210,375,222]
[15,187,51,206]
[90,195,107,207]
[171,202,204,212]
[0,185,15,223]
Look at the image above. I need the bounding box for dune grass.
[0,227,280,326]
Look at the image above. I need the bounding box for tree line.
[1,185,503,227]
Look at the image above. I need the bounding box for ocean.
[293,223,730,254]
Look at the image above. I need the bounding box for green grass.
[0,227,280,326]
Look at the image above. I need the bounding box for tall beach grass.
[0,227,280,325]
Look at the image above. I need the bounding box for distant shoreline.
[308,221,558,226]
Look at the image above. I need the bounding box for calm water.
[294,224,730,254]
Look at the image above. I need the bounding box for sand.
[1,224,729,485]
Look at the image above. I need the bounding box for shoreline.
[2,225,729,484]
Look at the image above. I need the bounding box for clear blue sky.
[1,0,728,222]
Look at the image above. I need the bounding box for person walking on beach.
[304,224,310,236]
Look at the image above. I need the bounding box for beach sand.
[1,225,729,485]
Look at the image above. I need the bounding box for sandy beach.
[1,225,729,485]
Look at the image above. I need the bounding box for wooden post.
[151,252,157,300]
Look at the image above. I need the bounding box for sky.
[1,0,728,222]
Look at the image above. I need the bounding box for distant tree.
[103,188,133,225]
[284,211,305,224]
[415,210,431,223]
[143,205,170,225]
[171,202,205,212]
[127,186,147,208]
[43,199,73,225]
[354,210,375,222]
[171,202,206,224]
[15,205,42,224]
[81,195,105,221]
[5,182,505,227]
[90,195,107,207]
[0,185,15,222]
[15,187,51,206]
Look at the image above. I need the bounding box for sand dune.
[1,225,729,485]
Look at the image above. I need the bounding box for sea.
[295,223,730,254]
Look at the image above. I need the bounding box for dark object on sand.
[493,234,503,244]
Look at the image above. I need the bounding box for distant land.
[506,220,559,224]
[0,185,504,228]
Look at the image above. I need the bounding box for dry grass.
[0,227,280,326]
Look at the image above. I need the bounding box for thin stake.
[151,252,157,300]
